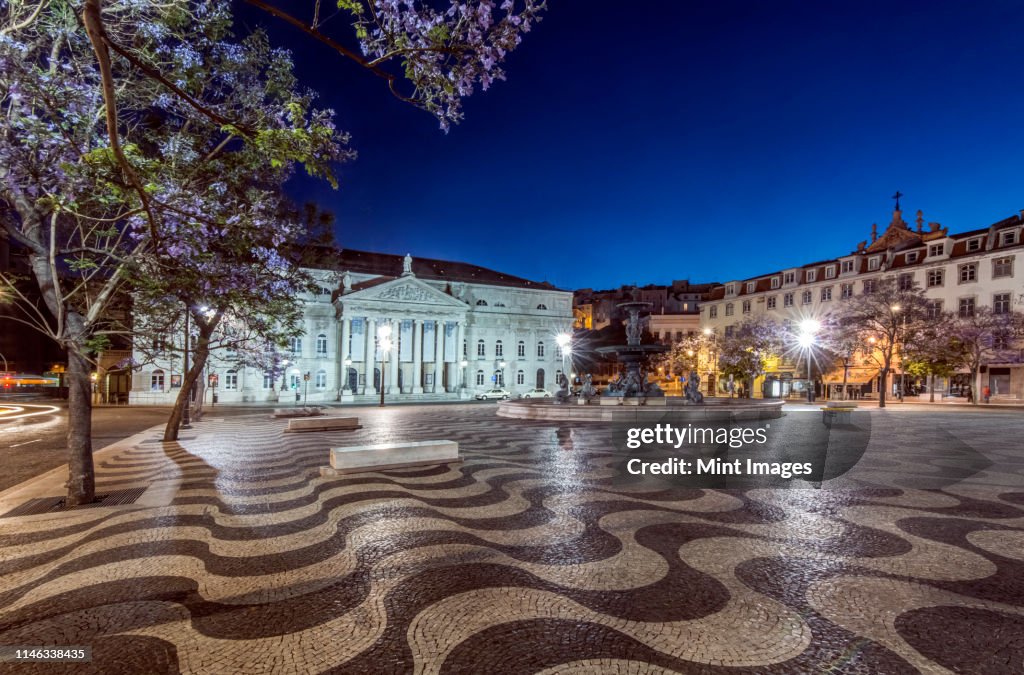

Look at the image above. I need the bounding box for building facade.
[574,280,715,330]
[130,250,573,404]
[700,205,1024,400]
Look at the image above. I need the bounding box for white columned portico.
[365,317,376,395]
[412,318,424,394]
[340,317,351,393]
[433,320,444,392]
[389,318,399,393]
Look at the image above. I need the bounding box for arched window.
[151,369,165,392]
[475,370,485,386]
[537,341,545,358]
[516,369,525,385]
[517,341,525,358]
[477,339,486,357]
[536,368,545,389]
[476,299,488,306]
[225,369,238,390]
[495,340,503,357]
[555,369,563,386]
[315,369,327,388]
[263,373,274,389]
[316,333,328,355]
[289,336,302,354]
[536,304,547,310]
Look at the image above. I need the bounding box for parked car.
[521,388,551,399]
[475,388,511,400]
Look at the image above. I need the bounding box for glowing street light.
[798,319,821,402]
[555,333,572,392]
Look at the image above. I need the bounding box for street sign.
[208,373,219,387]
[303,372,311,381]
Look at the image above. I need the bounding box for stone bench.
[321,440,460,476]
[821,405,855,426]
[285,416,361,433]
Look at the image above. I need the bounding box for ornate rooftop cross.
[892,190,903,211]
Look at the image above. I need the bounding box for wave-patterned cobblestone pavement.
[1,405,1023,674]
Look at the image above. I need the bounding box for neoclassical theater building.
[130,249,573,404]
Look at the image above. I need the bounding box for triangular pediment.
[866,212,923,253]
[341,276,468,308]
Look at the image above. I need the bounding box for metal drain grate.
[1,486,149,518]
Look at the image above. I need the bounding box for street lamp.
[556,333,572,392]
[891,304,906,401]
[496,360,507,388]
[702,327,718,396]
[798,318,820,403]
[378,324,392,407]
[342,355,352,395]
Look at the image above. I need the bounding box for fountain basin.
[496,397,784,422]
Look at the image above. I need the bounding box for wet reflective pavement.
[0,405,1022,673]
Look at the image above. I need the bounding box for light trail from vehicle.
[0,404,61,423]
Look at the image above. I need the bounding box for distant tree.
[901,311,965,403]
[657,334,705,377]
[830,277,930,408]
[947,305,1024,405]
[717,317,784,398]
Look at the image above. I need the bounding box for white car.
[475,388,511,401]
[521,388,551,399]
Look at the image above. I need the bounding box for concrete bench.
[285,416,361,433]
[321,439,460,476]
[821,405,854,426]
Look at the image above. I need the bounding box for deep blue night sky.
[243,1,1024,290]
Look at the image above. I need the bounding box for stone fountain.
[597,301,668,399]
[496,301,782,421]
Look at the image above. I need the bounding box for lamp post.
[702,328,718,396]
[891,304,905,401]
[280,359,290,395]
[378,323,392,407]
[798,318,820,403]
[556,333,571,393]
[343,355,352,395]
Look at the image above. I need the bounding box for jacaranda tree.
[1,0,546,505]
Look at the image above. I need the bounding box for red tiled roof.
[305,247,563,291]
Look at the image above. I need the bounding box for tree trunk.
[878,367,888,408]
[841,365,848,401]
[163,347,211,441]
[929,373,935,403]
[65,346,95,506]
[973,366,981,405]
